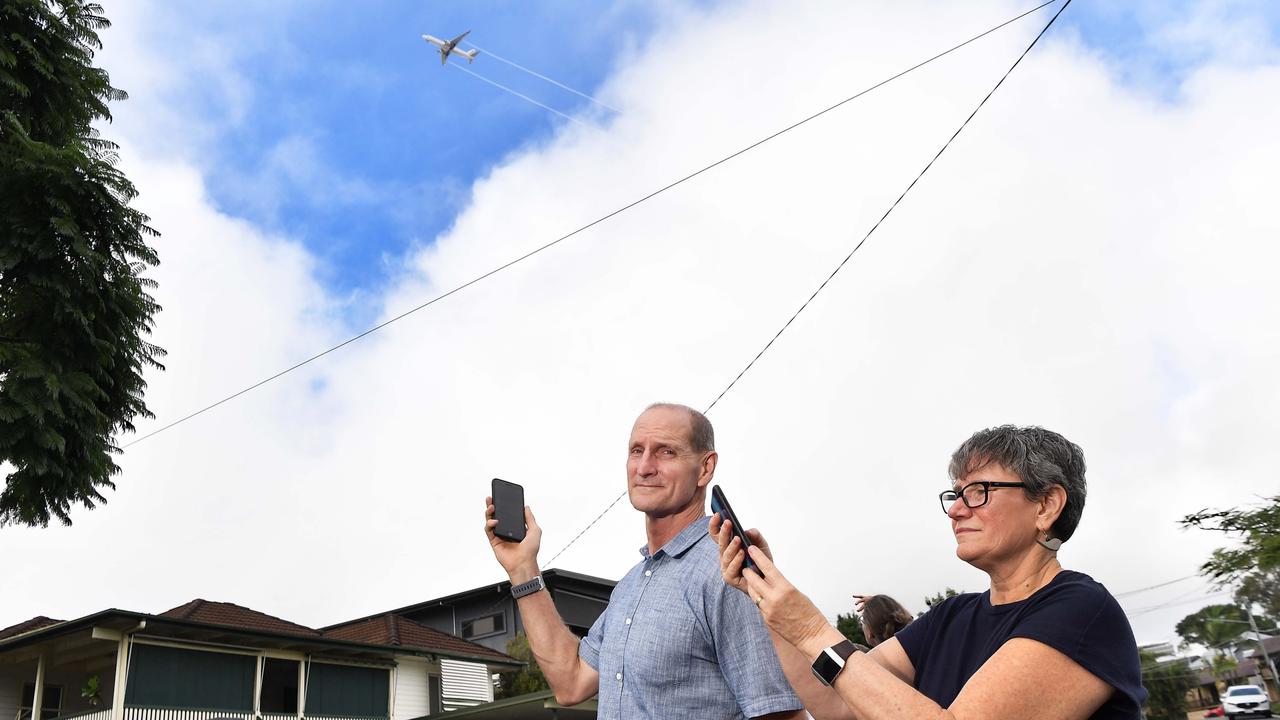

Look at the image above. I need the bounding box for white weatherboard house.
[0,600,521,720]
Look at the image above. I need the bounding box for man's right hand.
[485,497,543,584]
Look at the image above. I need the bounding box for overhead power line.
[121,0,1059,452]
[1114,574,1200,598]
[1126,590,1232,618]
[546,0,1073,566]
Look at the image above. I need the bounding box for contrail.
[464,42,621,114]
[449,62,588,127]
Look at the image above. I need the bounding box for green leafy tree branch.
[1,0,164,526]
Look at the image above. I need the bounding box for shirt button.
[644,570,652,577]
[625,617,632,625]
[615,672,623,680]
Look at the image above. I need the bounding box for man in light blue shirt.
[484,403,804,719]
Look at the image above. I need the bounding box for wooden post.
[253,656,263,717]
[32,655,45,720]
[297,657,307,719]
[111,636,130,720]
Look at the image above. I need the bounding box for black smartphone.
[710,484,757,573]
[491,478,527,543]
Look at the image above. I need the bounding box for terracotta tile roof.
[159,599,319,637]
[323,613,516,663]
[0,616,64,641]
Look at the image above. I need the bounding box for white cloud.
[4,0,1279,652]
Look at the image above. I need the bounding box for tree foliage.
[1208,654,1238,687]
[1175,604,1247,652]
[0,0,163,526]
[495,632,549,699]
[919,587,960,618]
[1181,496,1280,586]
[1234,569,1280,628]
[1139,649,1193,720]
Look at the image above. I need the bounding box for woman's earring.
[1037,532,1063,552]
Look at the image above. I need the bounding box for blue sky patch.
[123,0,1278,314]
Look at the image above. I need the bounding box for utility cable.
[120,0,1058,451]
[1126,590,1232,618]
[546,0,1072,566]
[1114,574,1200,598]
[462,42,621,114]
[703,0,1072,412]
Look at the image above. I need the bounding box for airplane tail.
[462,49,479,63]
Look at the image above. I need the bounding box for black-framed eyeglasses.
[939,481,1027,513]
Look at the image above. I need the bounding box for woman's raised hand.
[711,515,835,653]
[711,513,772,595]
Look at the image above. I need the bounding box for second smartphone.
[710,484,758,573]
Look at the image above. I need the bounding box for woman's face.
[946,463,1043,570]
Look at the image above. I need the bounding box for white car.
[1223,685,1273,719]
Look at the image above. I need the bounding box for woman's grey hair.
[644,402,715,453]
[948,425,1087,542]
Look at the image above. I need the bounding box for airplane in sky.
[422,31,479,65]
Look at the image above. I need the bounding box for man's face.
[626,407,713,518]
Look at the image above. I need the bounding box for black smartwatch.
[810,640,857,686]
[511,575,545,599]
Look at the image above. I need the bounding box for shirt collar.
[639,515,710,560]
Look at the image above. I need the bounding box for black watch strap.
[810,639,857,686]
[511,575,545,599]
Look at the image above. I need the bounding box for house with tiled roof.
[322,569,616,713]
[0,598,520,720]
[326,569,616,655]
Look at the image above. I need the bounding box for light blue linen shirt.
[579,516,802,719]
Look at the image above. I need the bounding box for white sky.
[3,0,1279,653]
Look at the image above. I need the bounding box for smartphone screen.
[491,478,527,542]
[710,484,757,572]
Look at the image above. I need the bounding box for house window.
[125,643,255,710]
[461,612,505,639]
[19,684,62,720]
[261,658,301,713]
[428,674,443,714]
[304,662,390,718]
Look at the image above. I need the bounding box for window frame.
[460,611,507,640]
[19,683,64,720]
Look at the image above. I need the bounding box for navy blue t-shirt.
[895,570,1147,719]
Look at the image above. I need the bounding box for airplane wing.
[449,30,471,45]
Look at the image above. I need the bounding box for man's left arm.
[708,569,807,719]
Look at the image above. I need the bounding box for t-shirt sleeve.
[707,578,803,718]
[894,599,936,673]
[1010,580,1147,713]
[578,600,608,670]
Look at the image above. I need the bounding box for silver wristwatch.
[511,574,546,599]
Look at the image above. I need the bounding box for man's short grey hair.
[948,425,1087,542]
[644,403,715,454]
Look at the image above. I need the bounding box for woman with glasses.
[711,425,1146,720]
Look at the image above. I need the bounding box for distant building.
[325,569,617,657]
[0,598,519,720]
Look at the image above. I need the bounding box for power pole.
[1246,605,1279,700]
